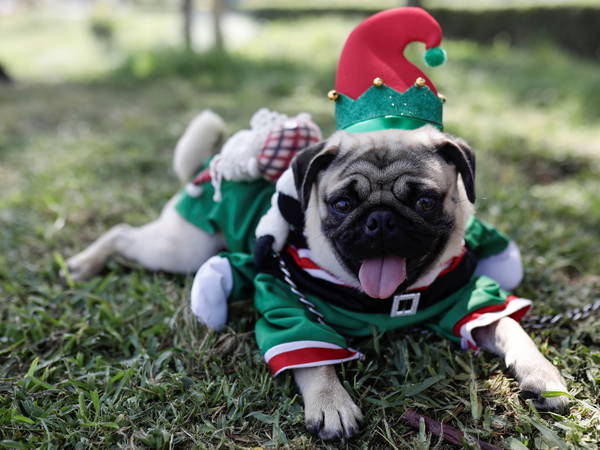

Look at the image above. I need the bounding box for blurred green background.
[1,1,599,448]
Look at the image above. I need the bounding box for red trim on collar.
[439,247,466,276]
[287,246,320,270]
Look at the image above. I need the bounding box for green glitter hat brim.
[343,115,442,133]
[335,84,443,132]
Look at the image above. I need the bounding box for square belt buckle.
[390,293,421,317]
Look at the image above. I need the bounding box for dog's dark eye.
[331,198,353,215]
[415,197,436,212]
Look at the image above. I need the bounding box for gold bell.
[415,77,426,88]
[327,90,339,101]
[372,77,384,87]
[437,93,447,103]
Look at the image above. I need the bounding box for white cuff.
[475,240,523,291]
[190,255,233,331]
[460,297,532,350]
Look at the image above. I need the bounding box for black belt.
[277,248,478,316]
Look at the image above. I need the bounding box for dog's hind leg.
[67,197,224,281]
[473,317,568,412]
[67,110,227,282]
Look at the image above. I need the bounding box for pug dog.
[67,112,568,441]
[274,127,568,440]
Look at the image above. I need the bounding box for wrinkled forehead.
[321,128,451,198]
[326,126,445,155]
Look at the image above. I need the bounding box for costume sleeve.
[428,275,532,350]
[190,252,256,331]
[254,272,362,376]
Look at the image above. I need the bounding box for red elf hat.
[330,7,447,133]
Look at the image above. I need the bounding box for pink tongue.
[358,256,406,299]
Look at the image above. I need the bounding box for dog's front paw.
[303,383,363,440]
[513,357,569,413]
[519,376,569,413]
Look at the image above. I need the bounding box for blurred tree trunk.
[211,0,225,51]
[0,63,13,83]
[406,0,422,6]
[182,0,193,51]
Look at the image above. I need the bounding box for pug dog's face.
[292,126,475,298]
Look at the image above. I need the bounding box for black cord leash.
[521,299,600,329]
[278,256,326,325]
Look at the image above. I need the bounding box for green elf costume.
[187,7,531,376]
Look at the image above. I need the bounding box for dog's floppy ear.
[292,141,339,209]
[437,135,476,203]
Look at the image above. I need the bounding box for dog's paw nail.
[344,425,358,438]
[536,395,570,414]
[520,390,538,400]
[318,429,343,441]
[306,419,323,434]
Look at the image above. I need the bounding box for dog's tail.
[173,110,227,183]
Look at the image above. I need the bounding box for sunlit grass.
[0,8,180,81]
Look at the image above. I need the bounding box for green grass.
[1,11,599,449]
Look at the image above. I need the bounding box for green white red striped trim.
[454,295,532,350]
[287,244,465,290]
[264,340,364,376]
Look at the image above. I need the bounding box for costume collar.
[280,245,477,315]
[287,245,467,291]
